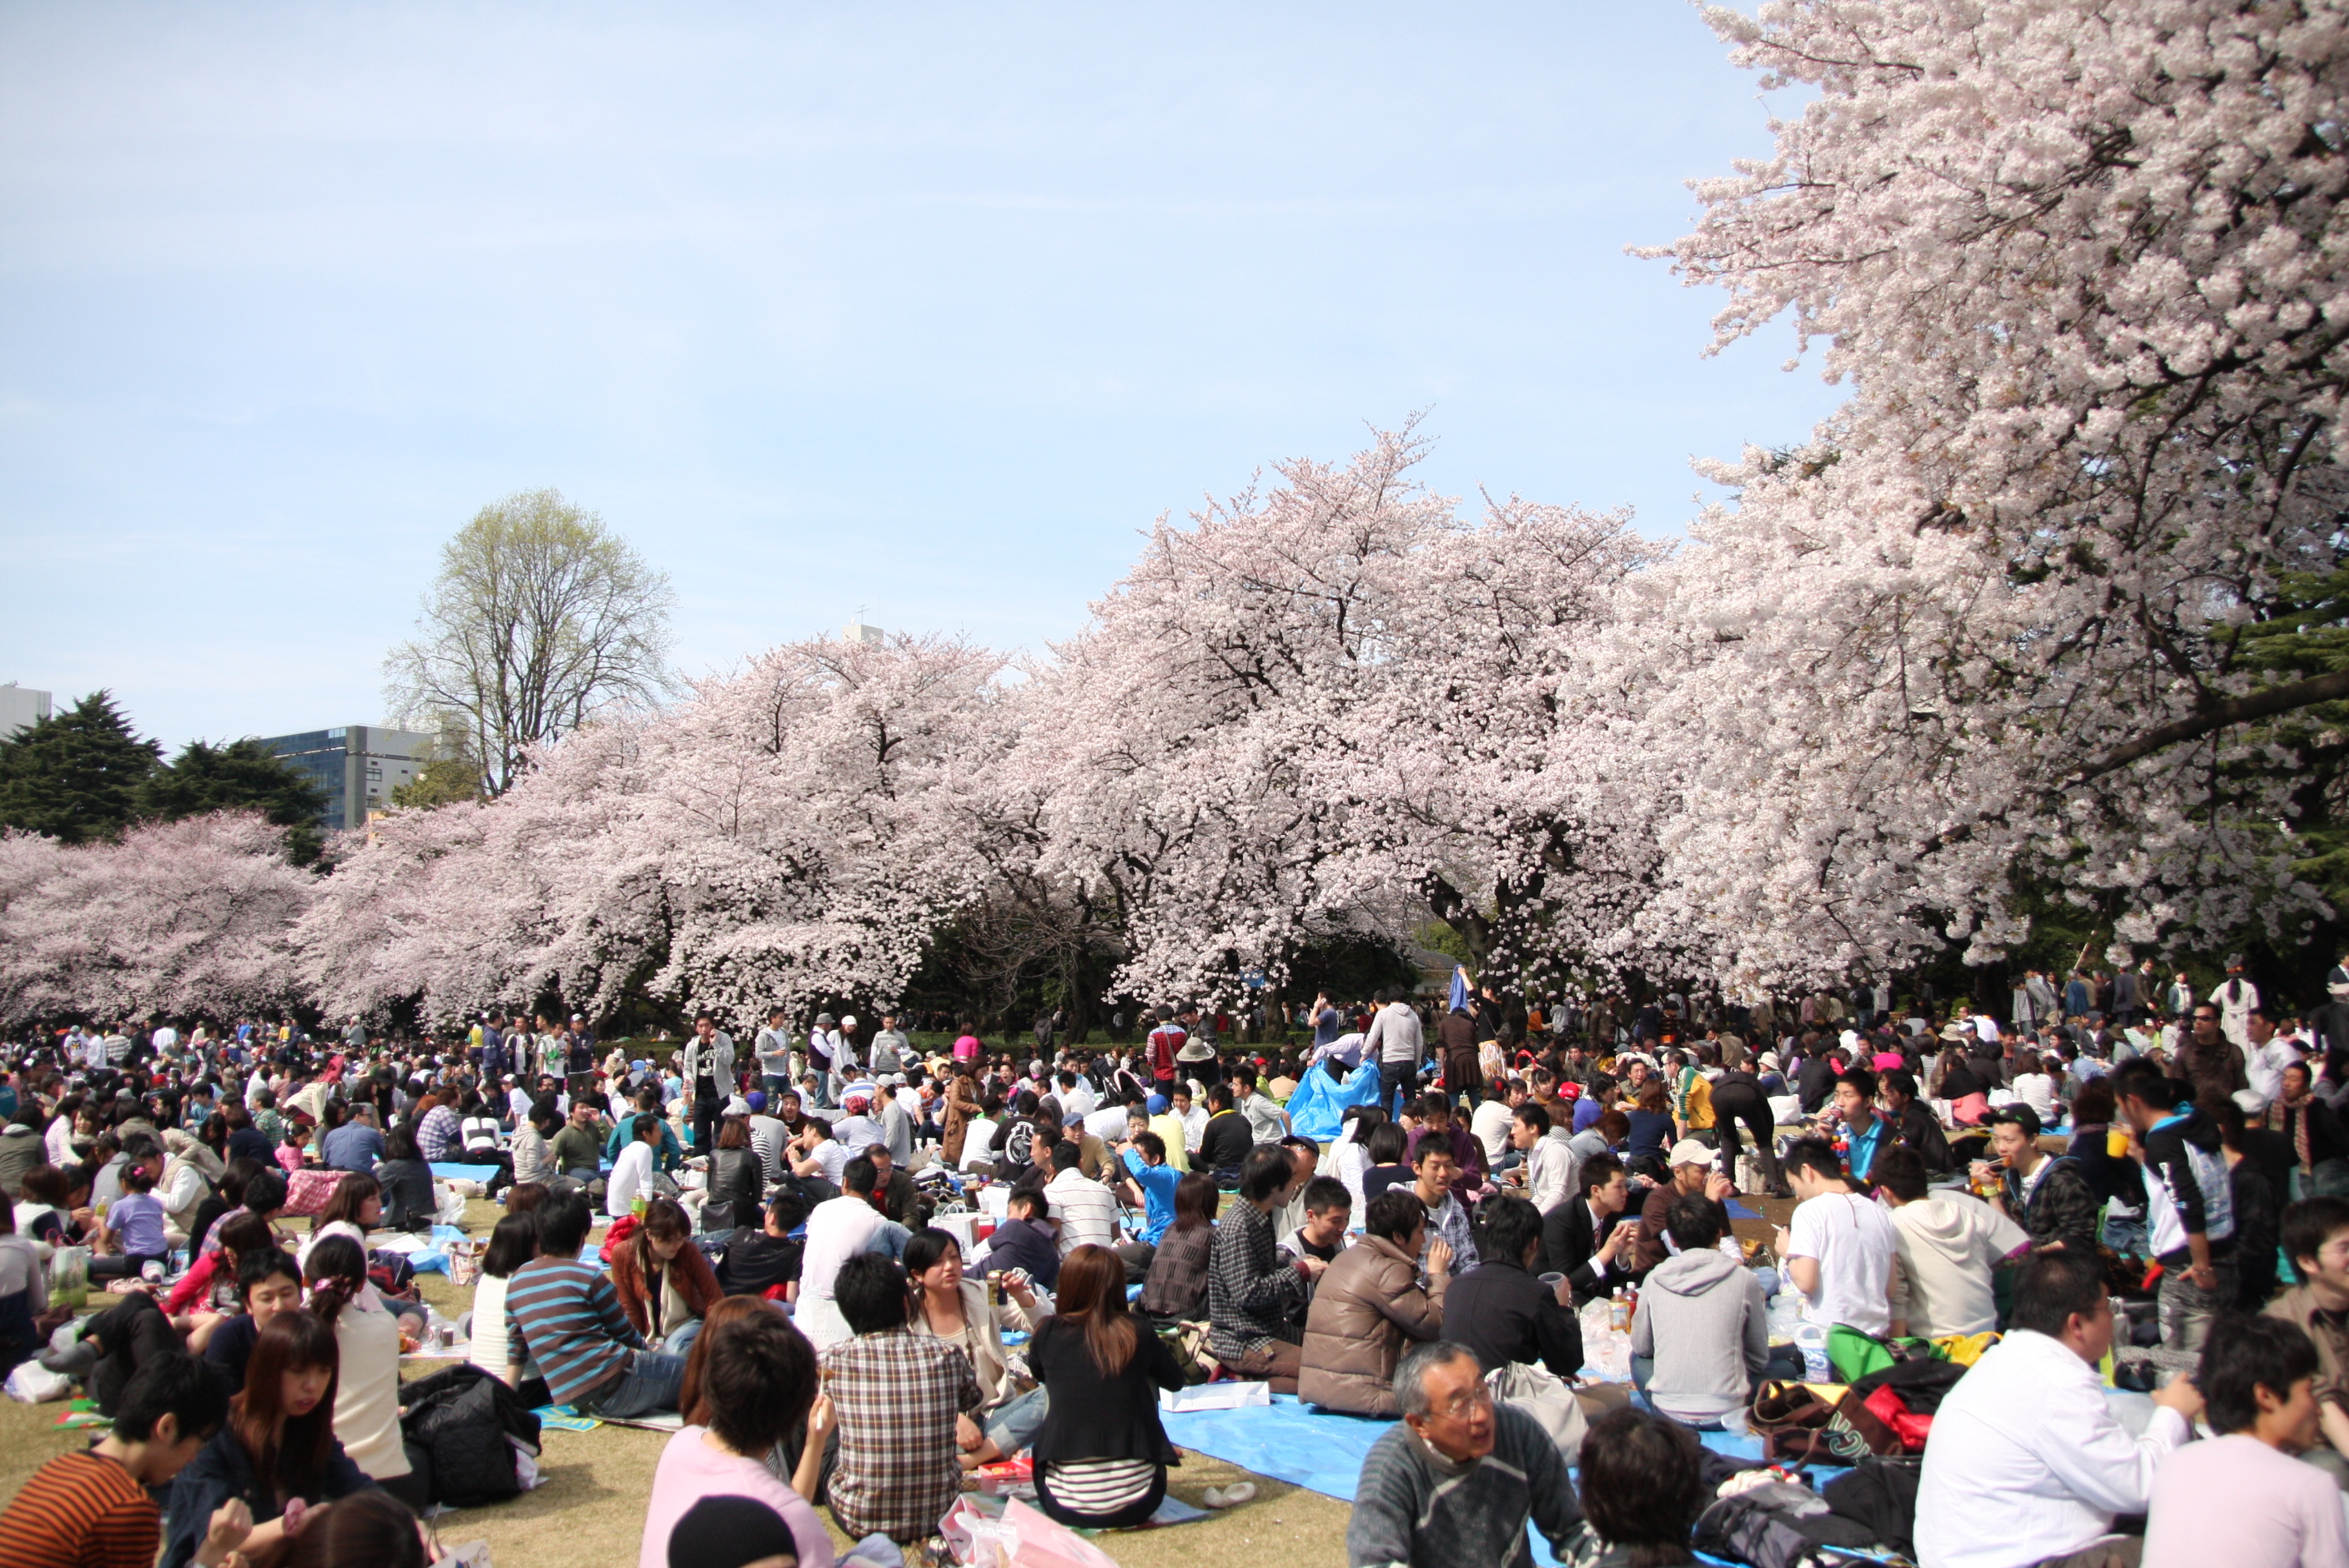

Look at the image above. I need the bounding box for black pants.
[692,1089,720,1154]
[87,1293,179,1416]
[1379,1060,1415,1117]
[1712,1091,1782,1191]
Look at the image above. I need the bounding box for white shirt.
[1044,1168,1120,1256]
[1785,1189,1899,1337]
[1469,1099,1514,1163]
[2245,1037,2301,1105]
[468,1271,513,1378]
[798,1194,883,1309]
[959,1116,999,1172]
[1062,1080,1099,1120]
[2216,977,2261,1047]
[607,1139,656,1219]
[1084,1105,1132,1144]
[1177,1104,1206,1153]
[1525,1137,1574,1214]
[1916,1330,2189,1568]
[1888,1192,2030,1338]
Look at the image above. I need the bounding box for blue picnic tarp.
[1284,1062,1386,1142]
[1158,1392,1823,1567]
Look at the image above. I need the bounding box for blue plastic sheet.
[1284,1062,1386,1142]
[1159,1394,1828,1565]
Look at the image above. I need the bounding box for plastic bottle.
[1793,1320,1830,1382]
[1609,1286,1629,1334]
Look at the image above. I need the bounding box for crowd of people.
[0,960,2346,1567]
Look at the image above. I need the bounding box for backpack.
[399,1362,541,1507]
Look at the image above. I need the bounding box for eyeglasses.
[1432,1386,1495,1420]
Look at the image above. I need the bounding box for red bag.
[1863,1385,1933,1452]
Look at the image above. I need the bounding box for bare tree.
[384,489,674,795]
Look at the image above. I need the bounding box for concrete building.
[258,724,431,833]
[0,684,52,741]
[844,618,884,647]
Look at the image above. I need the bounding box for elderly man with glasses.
[1346,1339,1585,1568]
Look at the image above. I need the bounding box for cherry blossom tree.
[1609,0,2349,983]
[306,633,1005,1026]
[1015,428,1658,1005]
[0,813,316,1024]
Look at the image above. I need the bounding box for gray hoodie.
[1629,1244,1769,1425]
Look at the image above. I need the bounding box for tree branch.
[2072,670,2349,782]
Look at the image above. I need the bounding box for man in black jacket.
[1880,1070,1954,1173]
[1795,1043,1841,1116]
[1196,1083,1255,1185]
[1540,1153,1640,1304]
[1446,1195,1583,1380]
[1975,1106,2101,1259]
[720,1190,807,1297]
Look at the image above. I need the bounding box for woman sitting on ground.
[1622,1083,1675,1179]
[163,1309,379,1568]
[15,1163,79,1249]
[466,1212,539,1400]
[1136,1173,1218,1322]
[301,1173,381,1267]
[305,1235,423,1505]
[610,1197,722,1356]
[305,1174,427,1338]
[1568,1405,1706,1568]
[1329,1105,1387,1215]
[1027,1244,1188,1529]
[904,1228,1050,1458]
[281,1489,431,1568]
[1299,1189,1450,1416]
[703,1117,763,1234]
[642,1299,835,1568]
[1359,1121,1413,1201]
[371,1131,434,1233]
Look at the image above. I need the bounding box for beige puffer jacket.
[1297,1234,1447,1416]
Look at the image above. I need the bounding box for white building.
[0,684,52,741]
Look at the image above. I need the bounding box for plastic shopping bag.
[938,1495,1122,1568]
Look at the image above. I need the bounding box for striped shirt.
[1039,1457,1157,1517]
[504,1255,645,1407]
[0,1450,159,1568]
[1044,1168,1120,1256]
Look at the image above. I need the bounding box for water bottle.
[1794,1321,1830,1382]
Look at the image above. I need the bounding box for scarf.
[2270,1086,2318,1173]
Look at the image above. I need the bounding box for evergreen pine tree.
[138,737,330,864]
[0,691,161,843]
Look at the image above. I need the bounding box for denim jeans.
[656,1319,705,1358]
[578,1349,688,1420]
[985,1386,1050,1455]
[2157,1256,2237,1353]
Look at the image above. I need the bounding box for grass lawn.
[0,1197,1352,1568]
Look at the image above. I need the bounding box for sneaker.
[1202,1483,1255,1509]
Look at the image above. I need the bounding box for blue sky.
[0,3,1839,751]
